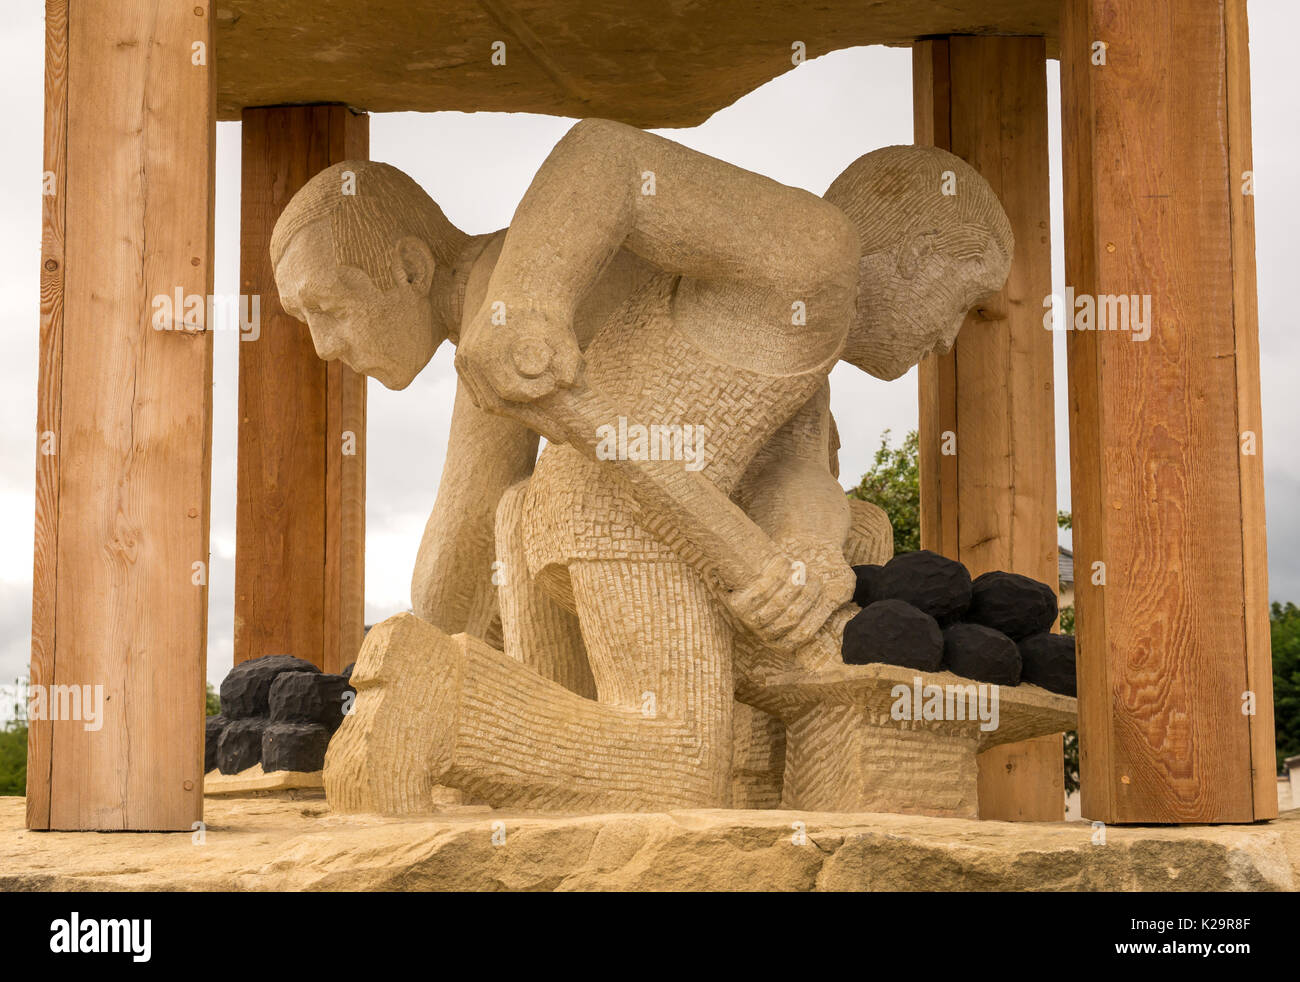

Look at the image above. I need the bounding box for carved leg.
[324,615,464,815]
[568,559,734,807]
[325,585,735,814]
[495,481,596,698]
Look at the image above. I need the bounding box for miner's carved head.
[272,160,467,390]
[824,145,1013,381]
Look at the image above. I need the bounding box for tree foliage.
[1273,601,1300,772]
[0,723,26,796]
[846,429,920,555]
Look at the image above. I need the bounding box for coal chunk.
[1018,632,1077,696]
[219,654,320,719]
[852,564,884,608]
[341,661,356,682]
[874,550,972,624]
[269,671,353,732]
[204,715,227,773]
[262,722,330,773]
[942,623,1021,685]
[966,571,1058,640]
[217,717,267,775]
[842,599,943,671]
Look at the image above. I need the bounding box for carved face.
[274,219,442,390]
[845,229,1009,381]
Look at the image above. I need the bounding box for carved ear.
[896,230,937,280]
[391,236,436,295]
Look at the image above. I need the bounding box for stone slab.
[1,796,1295,891]
[214,0,1061,123]
[204,764,324,796]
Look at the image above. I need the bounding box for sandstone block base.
[2,796,1295,892]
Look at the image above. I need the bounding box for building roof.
[1059,545,1074,588]
[214,0,1060,123]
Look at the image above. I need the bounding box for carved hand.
[454,295,585,413]
[727,552,854,653]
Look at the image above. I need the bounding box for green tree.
[206,682,221,717]
[1273,601,1300,772]
[0,723,26,796]
[847,428,919,555]
[0,676,28,796]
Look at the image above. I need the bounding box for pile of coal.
[842,552,1076,693]
[941,623,1021,686]
[852,564,884,608]
[219,654,320,719]
[1017,632,1077,696]
[842,599,943,670]
[204,715,227,773]
[207,653,355,775]
[262,722,332,773]
[966,571,1058,640]
[869,550,972,624]
[217,717,267,775]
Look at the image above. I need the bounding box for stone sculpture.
[271,118,1063,817]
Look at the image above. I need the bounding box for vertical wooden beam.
[29,0,215,830]
[28,0,69,832]
[1225,0,1276,824]
[914,37,1063,822]
[1061,0,1274,822]
[913,39,960,562]
[236,106,368,675]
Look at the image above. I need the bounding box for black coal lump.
[966,570,1058,640]
[341,661,356,682]
[942,623,1022,685]
[262,722,331,773]
[842,599,943,671]
[852,564,884,608]
[874,549,972,624]
[204,714,227,773]
[217,717,267,775]
[1018,632,1077,696]
[269,671,354,732]
[219,654,321,719]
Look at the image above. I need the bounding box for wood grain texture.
[1061,0,1266,823]
[913,39,959,558]
[977,733,1067,821]
[34,0,215,830]
[1225,0,1276,821]
[27,0,69,830]
[236,106,368,675]
[913,37,1063,821]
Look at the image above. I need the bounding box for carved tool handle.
[533,382,785,593]
[506,337,846,665]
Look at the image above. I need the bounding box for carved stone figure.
[272,119,1038,816]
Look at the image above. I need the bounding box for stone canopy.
[214,0,1060,123]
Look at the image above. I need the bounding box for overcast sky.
[0,1,1296,703]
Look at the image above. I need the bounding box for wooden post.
[28,0,215,830]
[1060,0,1275,823]
[236,106,368,675]
[913,37,1064,822]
